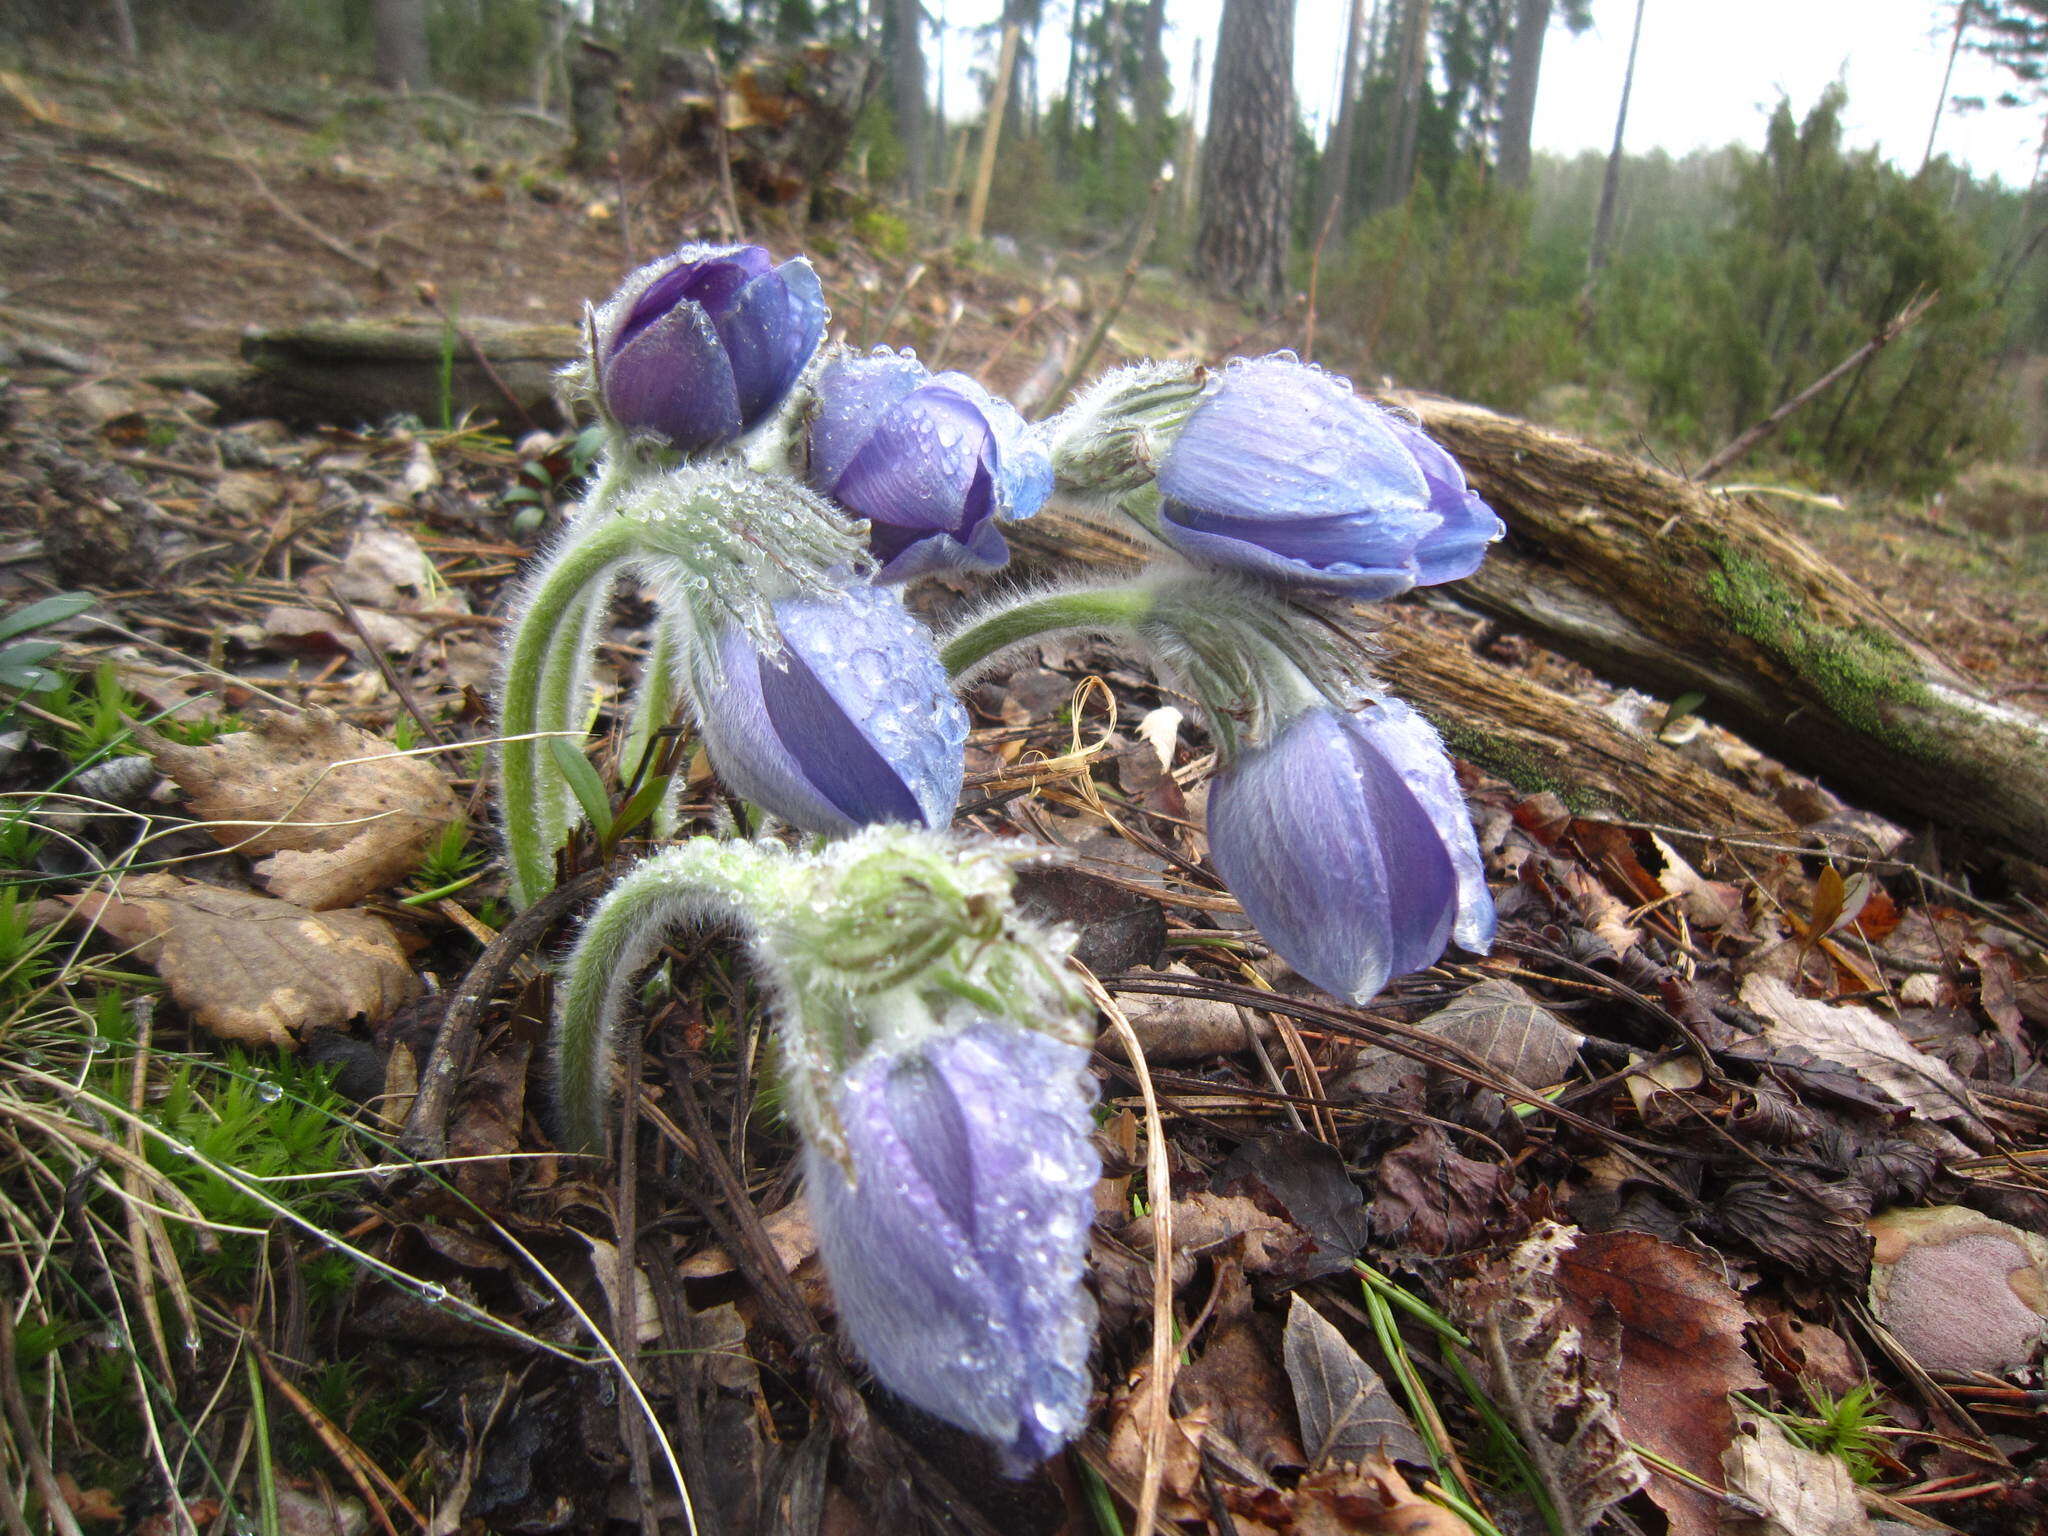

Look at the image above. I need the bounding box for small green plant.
[0,592,93,696]
[1737,1383,1892,1483]
[0,891,61,1005]
[404,817,485,903]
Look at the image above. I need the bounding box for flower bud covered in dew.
[691,581,966,834]
[593,244,826,452]
[1154,354,1504,595]
[808,351,1052,581]
[804,1019,1099,1471]
[1206,699,1495,1003]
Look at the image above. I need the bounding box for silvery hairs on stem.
[939,566,1382,763]
[494,463,869,909]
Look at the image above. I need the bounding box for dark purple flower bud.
[595,244,826,452]
[809,353,1052,582]
[693,581,966,834]
[1155,354,1502,594]
[1206,701,1495,1003]
[805,1020,1099,1470]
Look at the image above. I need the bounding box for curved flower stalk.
[939,573,1495,1001]
[808,350,1052,580]
[551,828,1097,1466]
[495,466,866,908]
[689,581,967,835]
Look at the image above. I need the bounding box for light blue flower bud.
[809,352,1052,582]
[1207,700,1495,1003]
[595,244,826,452]
[692,581,966,834]
[804,1019,1099,1470]
[1155,354,1502,595]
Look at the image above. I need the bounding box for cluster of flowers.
[504,243,1505,1468]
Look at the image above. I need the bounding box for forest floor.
[3,47,2048,1536]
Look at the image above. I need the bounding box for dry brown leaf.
[1446,1221,1647,1533]
[149,708,459,909]
[55,874,418,1047]
[1105,1361,1211,1522]
[1342,978,1585,1097]
[1282,1294,1431,1470]
[1740,975,1986,1147]
[1556,1229,1763,1536]
[1226,1460,1469,1536]
[1720,1414,1875,1536]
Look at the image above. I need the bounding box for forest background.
[17,0,2048,518]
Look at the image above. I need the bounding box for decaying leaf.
[1721,1414,1875,1536]
[1225,1459,1469,1536]
[1740,975,1987,1148]
[1371,1127,1523,1257]
[148,708,460,909]
[1868,1205,2048,1376]
[54,874,418,1047]
[1445,1221,1647,1533]
[1340,978,1585,1098]
[1216,1132,1371,1279]
[1282,1294,1431,1470]
[1105,1360,1212,1522]
[1555,1228,1763,1536]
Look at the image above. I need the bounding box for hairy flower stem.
[939,586,1153,679]
[553,840,792,1153]
[501,517,645,908]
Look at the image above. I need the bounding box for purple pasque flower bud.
[1206,699,1495,1003]
[809,352,1052,582]
[804,1020,1099,1470]
[692,580,966,834]
[1155,354,1502,595]
[595,244,826,452]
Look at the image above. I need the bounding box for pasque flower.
[692,581,966,834]
[804,1020,1098,1470]
[1155,354,1503,595]
[809,352,1052,581]
[1207,699,1495,1003]
[594,243,826,452]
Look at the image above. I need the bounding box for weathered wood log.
[1390,394,2048,863]
[1007,513,1795,837]
[225,319,578,428]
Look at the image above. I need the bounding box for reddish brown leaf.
[1371,1127,1524,1257]
[1555,1229,1762,1536]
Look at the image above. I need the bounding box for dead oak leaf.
[148,708,459,910]
[1555,1229,1762,1536]
[55,874,419,1048]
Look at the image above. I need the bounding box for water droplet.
[254,1080,283,1104]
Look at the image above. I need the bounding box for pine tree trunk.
[1376,0,1432,211]
[1193,0,1296,309]
[567,37,621,173]
[372,0,430,91]
[1317,0,1368,234]
[1496,0,1548,191]
[891,0,927,200]
[1588,0,1646,274]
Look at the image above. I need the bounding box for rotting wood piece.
[1007,512,1794,837]
[1387,393,2048,863]
[230,318,579,428]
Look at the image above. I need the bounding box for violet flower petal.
[1207,707,1458,1002]
[805,1021,1099,1470]
[811,354,928,490]
[1351,697,1497,953]
[717,258,827,428]
[603,300,744,452]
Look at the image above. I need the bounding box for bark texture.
[1391,392,2048,861]
[1496,0,1550,191]
[889,0,926,200]
[372,0,430,91]
[1193,0,1296,309]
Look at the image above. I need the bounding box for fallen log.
[1392,394,2048,864]
[220,319,579,428]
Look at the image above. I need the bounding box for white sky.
[930,0,2046,189]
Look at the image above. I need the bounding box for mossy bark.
[1394,393,2048,861]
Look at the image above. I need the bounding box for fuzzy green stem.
[940,586,1153,679]
[552,839,791,1153]
[500,517,644,908]
[620,616,683,796]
